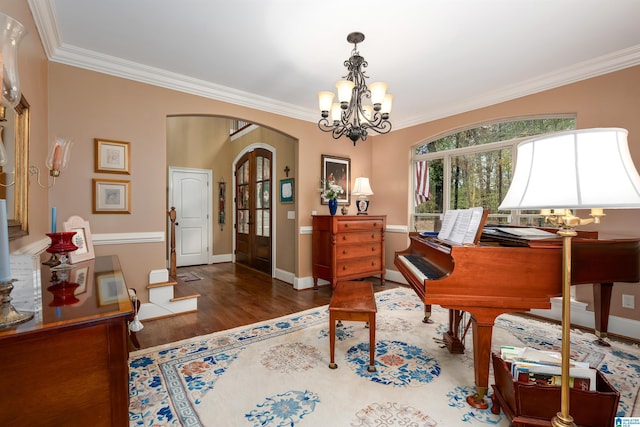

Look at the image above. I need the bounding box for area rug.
[128,287,640,426]
[176,272,202,282]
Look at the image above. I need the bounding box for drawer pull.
[371,247,375,251]
[343,250,348,254]
[342,265,348,270]
[343,236,347,240]
[371,234,375,239]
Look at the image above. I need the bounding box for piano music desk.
[328,281,377,372]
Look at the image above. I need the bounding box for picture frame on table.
[62,215,95,263]
[96,272,124,306]
[280,178,294,203]
[93,179,131,214]
[94,138,130,174]
[321,155,350,205]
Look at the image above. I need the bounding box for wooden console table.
[0,255,133,426]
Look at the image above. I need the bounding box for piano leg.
[466,311,501,410]
[593,282,613,347]
[422,304,434,323]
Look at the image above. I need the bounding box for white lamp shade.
[381,94,393,114]
[352,177,374,196]
[499,128,640,210]
[336,80,355,103]
[368,82,387,105]
[317,91,334,112]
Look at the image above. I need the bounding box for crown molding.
[29,0,640,130]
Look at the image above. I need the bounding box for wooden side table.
[328,280,377,372]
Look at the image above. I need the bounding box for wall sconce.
[352,177,374,215]
[1,12,26,108]
[29,138,73,188]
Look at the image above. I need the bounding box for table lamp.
[499,128,640,427]
[352,177,374,215]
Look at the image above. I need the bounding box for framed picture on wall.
[280,178,294,203]
[95,138,131,174]
[93,178,131,214]
[321,155,350,205]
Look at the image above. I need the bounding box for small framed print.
[95,138,130,174]
[280,178,294,203]
[93,178,131,214]
[62,215,95,263]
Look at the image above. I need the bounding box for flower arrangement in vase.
[321,180,344,215]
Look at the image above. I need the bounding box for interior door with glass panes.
[235,148,272,274]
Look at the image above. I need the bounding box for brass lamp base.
[0,279,34,328]
[551,412,576,427]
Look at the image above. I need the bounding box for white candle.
[0,199,12,283]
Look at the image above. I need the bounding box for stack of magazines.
[500,345,596,391]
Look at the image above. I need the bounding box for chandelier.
[318,32,392,145]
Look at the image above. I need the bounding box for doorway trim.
[168,166,213,266]
[232,142,277,277]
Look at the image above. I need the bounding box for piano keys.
[394,228,640,409]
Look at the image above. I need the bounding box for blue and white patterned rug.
[128,287,640,426]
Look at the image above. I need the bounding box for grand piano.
[394,226,640,409]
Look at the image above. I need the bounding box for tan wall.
[5,0,50,251]
[5,1,640,320]
[42,63,371,299]
[373,66,640,319]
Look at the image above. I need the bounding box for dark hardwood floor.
[134,262,404,350]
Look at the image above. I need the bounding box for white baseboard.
[531,297,640,341]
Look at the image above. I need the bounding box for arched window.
[412,116,576,232]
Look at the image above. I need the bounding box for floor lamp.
[498,128,640,427]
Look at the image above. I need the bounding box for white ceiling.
[28,0,640,130]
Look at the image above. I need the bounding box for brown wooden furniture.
[328,280,377,372]
[0,255,133,426]
[312,215,386,289]
[394,228,639,409]
[490,353,619,426]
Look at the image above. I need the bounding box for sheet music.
[437,210,459,241]
[437,207,485,245]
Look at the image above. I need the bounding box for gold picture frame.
[95,138,130,174]
[93,178,131,214]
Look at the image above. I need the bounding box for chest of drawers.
[312,215,386,288]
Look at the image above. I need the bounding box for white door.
[169,167,211,266]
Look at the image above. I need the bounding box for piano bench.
[328,281,377,372]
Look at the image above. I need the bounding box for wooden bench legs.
[328,281,377,372]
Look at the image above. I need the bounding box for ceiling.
[28,0,640,131]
